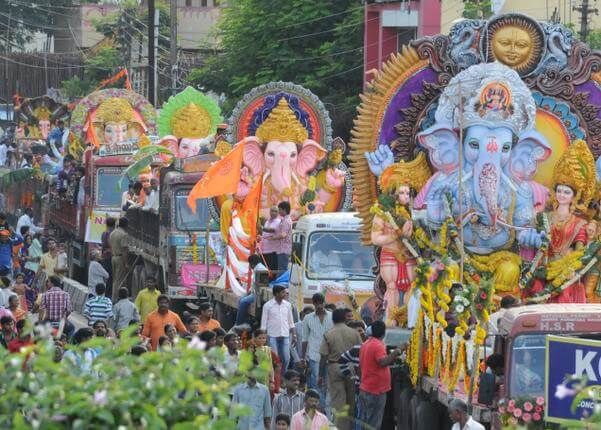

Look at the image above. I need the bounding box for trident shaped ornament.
[486,137,498,153]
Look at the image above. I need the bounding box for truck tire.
[414,398,440,430]
[398,387,414,430]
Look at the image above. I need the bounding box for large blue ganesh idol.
[367,63,550,255]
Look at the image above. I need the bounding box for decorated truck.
[124,154,224,301]
[347,11,601,429]
[191,82,354,324]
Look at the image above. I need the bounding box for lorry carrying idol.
[349,12,601,429]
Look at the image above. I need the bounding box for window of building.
[185,0,192,7]
[201,0,207,7]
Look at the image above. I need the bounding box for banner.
[546,335,601,425]
[85,210,119,243]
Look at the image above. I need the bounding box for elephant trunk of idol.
[270,156,293,193]
[475,161,501,226]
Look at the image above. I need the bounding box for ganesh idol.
[158,86,223,158]
[227,84,349,220]
[14,95,70,141]
[70,89,156,153]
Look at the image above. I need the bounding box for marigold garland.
[408,310,423,386]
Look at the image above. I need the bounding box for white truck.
[199,212,376,327]
[289,212,376,312]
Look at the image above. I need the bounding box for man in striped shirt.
[338,320,368,387]
[83,283,113,326]
[270,370,305,430]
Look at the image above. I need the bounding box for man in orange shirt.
[142,295,187,350]
[198,302,221,333]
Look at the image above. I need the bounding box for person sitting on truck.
[448,398,485,430]
[235,254,268,326]
[142,178,159,212]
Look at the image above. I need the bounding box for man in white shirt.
[143,178,159,212]
[261,284,296,375]
[300,293,333,397]
[16,208,44,235]
[449,398,485,430]
[488,296,519,335]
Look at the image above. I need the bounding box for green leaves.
[187,0,364,140]
[0,333,251,428]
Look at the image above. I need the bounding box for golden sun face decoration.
[483,15,544,75]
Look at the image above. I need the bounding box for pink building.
[364,0,441,86]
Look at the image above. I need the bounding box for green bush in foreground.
[0,325,261,429]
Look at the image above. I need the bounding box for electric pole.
[170,0,178,96]
[148,0,157,105]
[574,0,599,41]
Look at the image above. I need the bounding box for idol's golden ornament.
[255,97,308,144]
[552,139,597,212]
[215,140,233,158]
[94,97,135,125]
[378,152,431,194]
[484,15,543,74]
[32,106,52,121]
[170,102,212,139]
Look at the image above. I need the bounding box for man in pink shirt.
[290,389,330,430]
[274,201,292,273]
[260,206,281,271]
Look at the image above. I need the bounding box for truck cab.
[289,212,376,311]
[407,304,601,430]
[125,154,222,304]
[493,304,601,426]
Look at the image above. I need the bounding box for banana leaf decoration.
[0,168,38,188]
[121,145,175,182]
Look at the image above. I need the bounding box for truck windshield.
[306,231,374,280]
[174,189,211,231]
[96,167,129,208]
[509,334,546,398]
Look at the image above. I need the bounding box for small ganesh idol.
[370,154,430,325]
[545,140,596,303]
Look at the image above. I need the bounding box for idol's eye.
[468,140,479,150]
[502,143,511,153]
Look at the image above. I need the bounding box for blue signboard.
[545,335,601,425]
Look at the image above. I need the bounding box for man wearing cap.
[0,229,21,278]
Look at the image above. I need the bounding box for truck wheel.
[414,399,439,430]
[398,387,414,430]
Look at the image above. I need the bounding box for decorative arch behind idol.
[219,82,350,221]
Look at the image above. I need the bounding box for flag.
[241,174,263,293]
[187,142,244,212]
[241,174,263,244]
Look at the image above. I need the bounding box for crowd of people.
[0,194,489,430]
